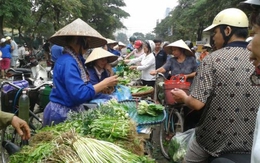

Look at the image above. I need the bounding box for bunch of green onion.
[73,136,141,163]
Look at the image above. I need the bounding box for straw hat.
[106,38,118,45]
[5,36,11,40]
[164,39,193,56]
[49,18,107,48]
[203,43,212,49]
[85,47,118,64]
[118,41,126,47]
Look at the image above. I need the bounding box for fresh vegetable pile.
[130,86,154,94]
[137,100,164,116]
[115,61,141,85]
[10,99,156,163]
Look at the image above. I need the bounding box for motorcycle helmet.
[204,8,248,32]
[129,36,137,43]
[134,40,143,49]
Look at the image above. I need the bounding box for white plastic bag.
[168,128,195,162]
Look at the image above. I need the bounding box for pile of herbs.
[9,99,156,163]
[137,100,165,116]
[115,61,141,85]
[130,86,154,94]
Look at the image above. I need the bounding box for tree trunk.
[0,15,4,37]
[197,22,204,41]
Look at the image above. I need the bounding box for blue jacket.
[87,66,110,85]
[0,44,12,58]
[50,53,95,107]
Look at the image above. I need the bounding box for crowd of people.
[0,0,260,163]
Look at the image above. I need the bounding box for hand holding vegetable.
[94,75,118,93]
[129,66,137,70]
[124,59,130,63]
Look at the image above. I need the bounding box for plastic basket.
[164,75,190,105]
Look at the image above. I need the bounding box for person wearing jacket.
[0,111,30,140]
[171,8,259,163]
[124,40,156,87]
[43,18,118,126]
[240,0,260,163]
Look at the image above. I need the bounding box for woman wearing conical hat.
[43,18,118,126]
[85,47,118,85]
[150,39,197,84]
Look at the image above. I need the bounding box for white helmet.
[0,38,6,43]
[246,36,253,42]
[204,8,249,31]
[145,40,155,52]
[240,0,260,6]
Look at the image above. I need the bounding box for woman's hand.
[129,66,137,70]
[105,63,113,75]
[170,88,188,103]
[124,59,130,63]
[103,75,118,87]
[150,70,157,75]
[11,116,31,140]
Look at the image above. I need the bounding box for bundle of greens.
[130,86,154,94]
[115,61,141,80]
[137,100,164,116]
[9,99,156,162]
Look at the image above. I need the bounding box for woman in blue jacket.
[43,18,118,126]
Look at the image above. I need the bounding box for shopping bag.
[168,128,195,162]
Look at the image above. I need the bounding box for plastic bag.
[168,128,195,162]
[111,84,132,101]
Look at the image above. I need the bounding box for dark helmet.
[129,36,137,43]
[184,40,193,49]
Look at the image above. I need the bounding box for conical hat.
[118,41,126,47]
[85,47,118,64]
[164,39,193,56]
[49,18,107,48]
[203,43,212,48]
[106,38,118,45]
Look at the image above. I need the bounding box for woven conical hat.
[85,47,118,64]
[118,41,126,47]
[203,43,212,48]
[164,39,193,56]
[49,18,107,48]
[106,38,118,45]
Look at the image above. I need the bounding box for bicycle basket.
[164,74,190,105]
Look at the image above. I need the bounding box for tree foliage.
[0,0,129,48]
[154,0,246,42]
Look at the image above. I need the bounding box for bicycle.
[0,80,52,163]
[154,73,186,160]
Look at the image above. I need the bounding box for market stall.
[9,99,166,163]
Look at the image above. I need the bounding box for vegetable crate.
[164,75,190,105]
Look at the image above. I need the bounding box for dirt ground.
[145,124,170,163]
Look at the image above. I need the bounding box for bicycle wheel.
[159,108,184,159]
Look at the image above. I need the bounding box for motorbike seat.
[12,68,32,73]
[6,68,32,77]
